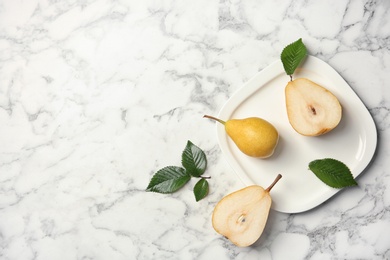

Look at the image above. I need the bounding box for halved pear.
[285,78,342,136]
[212,174,282,247]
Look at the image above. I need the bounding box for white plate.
[216,55,377,213]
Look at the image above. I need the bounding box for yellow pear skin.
[285,78,342,136]
[204,115,279,158]
[212,174,282,247]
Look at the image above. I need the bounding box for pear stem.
[265,174,282,192]
[289,75,293,81]
[203,115,226,125]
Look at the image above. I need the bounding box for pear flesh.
[212,174,282,247]
[285,78,342,136]
[204,116,279,158]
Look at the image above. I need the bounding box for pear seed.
[237,214,246,223]
[309,105,317,115]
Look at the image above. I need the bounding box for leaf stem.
[200,175,211,179]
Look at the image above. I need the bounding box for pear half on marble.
[212,174,282,247]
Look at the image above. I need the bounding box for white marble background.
[0,0,389,259]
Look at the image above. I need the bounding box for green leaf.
[280,38,307,76]
[181,140,207,177]
[309,158,358,189]
[193,178,209,202]
[146,166,191,193]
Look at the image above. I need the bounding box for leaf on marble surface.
[146,140,210,201]
[281,38,307,77]
[194,178,209,202]
[146,166,191,193]
[182,140,207,177]
[309,158,358,188]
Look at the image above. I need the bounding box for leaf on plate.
[181,140,207,177]
[280,38,307,76]
[308,158,358,189]
[146,166,191,193]
[193,178,209,202]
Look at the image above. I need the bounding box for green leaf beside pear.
[280,38,307,77]
[146,166,191,193]
[146,140,210,201]
[309,158,357,188]
[194,178,209,202]
[182,140,207,177]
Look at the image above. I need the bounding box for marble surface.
[0,0,389,259]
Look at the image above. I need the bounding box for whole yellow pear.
[204,115,279,158]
